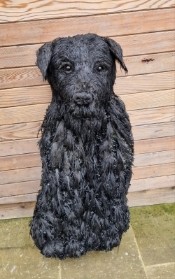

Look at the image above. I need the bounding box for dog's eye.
[60,63,73,73]
[96,64,108,72]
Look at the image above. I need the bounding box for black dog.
[30,33,134,259]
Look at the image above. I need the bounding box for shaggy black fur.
[30,33,134,259]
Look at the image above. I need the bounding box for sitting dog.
[30,33,134,259]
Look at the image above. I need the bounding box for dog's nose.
[73,93,93,105]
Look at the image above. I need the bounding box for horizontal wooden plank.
[1,161,174,188]
[0,66,43,90]
[0,167,41,186]
[0,193,37,205]
[133,122,175,141]
[0,102,174,126]
[0,202,35,219]
[0,121,41,142]
[0,175,174,204]
[0,8,174,47]
[0,103,47,125]
[129,106,175,126]
[0,121,174,143]
[124,52,175,76]
[0,149,174,171]
[0,180,40,198]
[0,153,40,171]
[134,136,175,154]
[0,138,38,157]
[122,89,175,111]
[0,0,174,23]
[128,187,175,207]
[1,135,174,158]
[135,150,175,167]
[130,175,175,192]
[133,163,175,180]
[0,86,50,108]
[1,31,175,69]
[119,30,175,56]
[117,71,175,94]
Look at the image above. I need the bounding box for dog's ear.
[36,42,52,80]
[104,37,128,73]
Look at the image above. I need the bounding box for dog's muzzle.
[73,92,93,105]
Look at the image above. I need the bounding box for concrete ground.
[0,204,174,279]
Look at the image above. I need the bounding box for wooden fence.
[0,1,174,219]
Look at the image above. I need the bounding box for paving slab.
[130,204,175,266]
[0,247,61,279]
[60,227,147,279]
[146,263,175,279]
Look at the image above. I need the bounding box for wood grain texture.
[0,138,38,157]
[130,175,175,192]
[0,86,50,108]
[0,202,35,219]
[132,122,175,141]
[0,121,41,142]
[1,31,175,69]
[128,187,175,207]
[0,168,41,186]
[133,163,175,180]
[0,8,174,47]
[0,180,40,198]
[134,137,175,154]
[122,89,175,111]
[0,153,40,171]
[135,150,175,167]
[0,0,174,23]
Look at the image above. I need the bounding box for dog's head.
[37,33,127,118]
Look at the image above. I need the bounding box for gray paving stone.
[0,247,61,279]
[60,227,147,279]
[146,263,175,279]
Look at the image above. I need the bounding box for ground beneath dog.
[0,204,174,279]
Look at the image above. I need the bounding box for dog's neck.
[54,99,109,141]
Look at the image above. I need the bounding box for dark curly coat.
[30,33,134,259]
